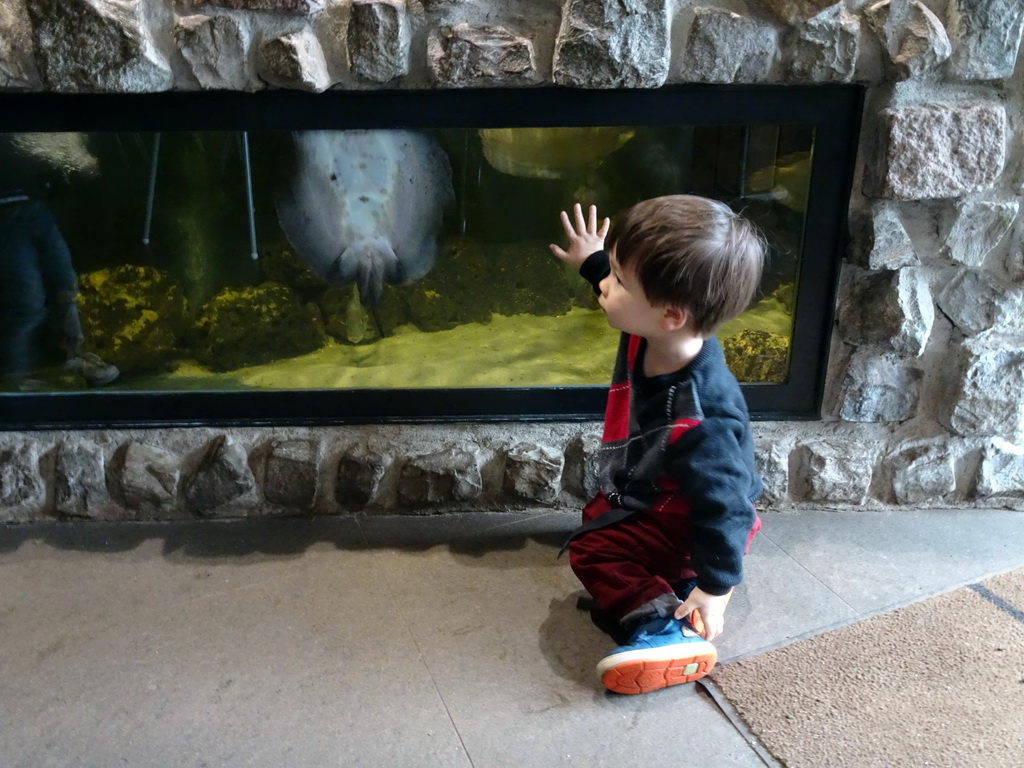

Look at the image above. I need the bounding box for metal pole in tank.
[242,131,258,260]
[142,132,160,245]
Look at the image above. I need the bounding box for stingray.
[275,129,453,337]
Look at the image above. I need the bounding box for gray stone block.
[502,443,564,503]
[936,268,1020,337]
[940,199,1019,268]
[754,443,790,506]
[348,0,409,84]
[119,442,180,513]
[792,440,874,504]
[939,342,1024,441]
[185,436,256,516]
[398,447,482,507]
[26,0,173,92]
[887,444,956,504]
[55,440,110,519]
[865,0,951,81]
[758,0,843,25]
[336,448,391,511]
[786,5,860,84]
[175,14,254,92]
[264,438,320,510]
[553,0,669,88]
[880,102,1006,200]
[679,8,777,84]
[839,351,922,422]
[0,443,45,520]
[838,267,933,357]
[428,23,536,87]
[258,28,332,92]
[976,438,1024,499]
[947,0,1024,81]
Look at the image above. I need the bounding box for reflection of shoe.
[65,352,119,387]
[1,374,46,392]
[596,615,717,695]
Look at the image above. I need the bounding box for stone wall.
[2,0,1024,522]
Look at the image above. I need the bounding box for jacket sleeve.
[666,415,757,595]
[579,250,609,294]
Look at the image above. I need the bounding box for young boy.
[549,196,765,695]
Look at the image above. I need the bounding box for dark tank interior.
[0,85,862,426]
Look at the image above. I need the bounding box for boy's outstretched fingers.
[549,203,609,268]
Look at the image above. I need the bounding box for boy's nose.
[598,275,611,297]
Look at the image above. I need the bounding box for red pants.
[568,494,760,623]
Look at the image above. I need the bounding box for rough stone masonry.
[0,0,1022,522]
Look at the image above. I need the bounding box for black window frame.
[0,83,863,429]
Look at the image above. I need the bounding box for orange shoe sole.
[598,646,717,695]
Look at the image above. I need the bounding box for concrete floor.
[3,506,1024,768]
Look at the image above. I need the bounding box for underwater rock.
[193,282,325,371]
[488,243,576,318]
[259,243,328,296]
[9,132,98,177]
[390,237,492,332]
[77,265,190,375]
[478,127,634,180]
[722,329,790,383]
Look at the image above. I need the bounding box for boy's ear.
[660,304,689,331]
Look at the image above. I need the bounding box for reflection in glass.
[0,125,812,393]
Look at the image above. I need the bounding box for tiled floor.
[2,507,1023,768]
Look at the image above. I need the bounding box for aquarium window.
[0,85,862,427]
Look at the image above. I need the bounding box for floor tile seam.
[755,529,859,613]
[354,518,477,768]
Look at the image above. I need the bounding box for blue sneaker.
[596,615,717,694]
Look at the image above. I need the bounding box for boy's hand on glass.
[549,203,610,269]
[674,586,732,642]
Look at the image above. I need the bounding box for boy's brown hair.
[607,195,766,337]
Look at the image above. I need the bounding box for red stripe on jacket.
[601,335,643,444]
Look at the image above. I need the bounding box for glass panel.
[0,125,812,393]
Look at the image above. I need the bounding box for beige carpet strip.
[709,569,1024,768]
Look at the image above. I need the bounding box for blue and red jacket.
[571,250,762,596]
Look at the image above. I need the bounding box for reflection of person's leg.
[32,201,118,386]
[33,202,83,359]
[0,205,48,380]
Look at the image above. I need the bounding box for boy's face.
[598,247,668,337]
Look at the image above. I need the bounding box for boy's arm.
[549,203,610,268]
[667,415,758,640]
